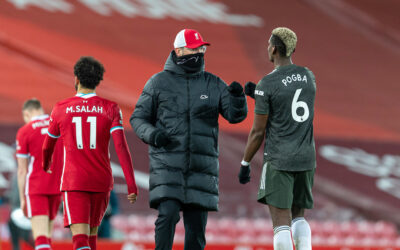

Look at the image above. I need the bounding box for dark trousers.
[8,219,34,250]
[155,199,208,250]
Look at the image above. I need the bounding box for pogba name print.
[281,74,308,86]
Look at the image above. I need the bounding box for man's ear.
[174,48,182,57]
[74,76,80,91]
[22,110,31,124]
[272,46,277,55]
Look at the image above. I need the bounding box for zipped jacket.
[130,51,247,210]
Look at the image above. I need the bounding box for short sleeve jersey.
[47,93,124,192]
[16,115,63,195]
[254,64,316,171]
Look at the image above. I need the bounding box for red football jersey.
[16,115,63,195]
[47,93,126,192]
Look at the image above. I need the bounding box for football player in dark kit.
[239,27,316,250]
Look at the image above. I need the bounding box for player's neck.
[273,57,293,68]
[77,86,96,95]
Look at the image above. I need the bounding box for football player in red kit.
[16,98,63,250]
[42,56,138,250]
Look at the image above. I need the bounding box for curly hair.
[74,56,105,89]
[271,27,297,57]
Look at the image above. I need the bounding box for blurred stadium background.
[0,0,399,249]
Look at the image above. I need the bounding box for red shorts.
[63,191,110,228]
[25,194,61,220]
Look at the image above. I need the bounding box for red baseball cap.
[174,29,211,49]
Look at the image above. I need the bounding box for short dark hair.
[74,56,105,89]
[270,35,287,58]
[23,98,42,111]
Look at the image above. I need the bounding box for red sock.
[72,234,90,250]
[89,235,97,250]
[47,237,52,245]
[35,236,50,250]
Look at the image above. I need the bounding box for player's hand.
[228,81,244,97]
[238,165,251,184]
[244,81,256,99]
[127,193,138,204]
[43,160,52,173]
[150,130,170,148]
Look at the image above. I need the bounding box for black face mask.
[173,52,204,73]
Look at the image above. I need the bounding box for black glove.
[228,81,244,97]
[150,129,170,147]
[238,165,251,184]
[244,81,256,99]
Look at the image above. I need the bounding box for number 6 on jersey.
[292,88,309,122]
[72,116,97,149]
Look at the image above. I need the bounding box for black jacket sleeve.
[218,78,248,123]
[130,77,158,144]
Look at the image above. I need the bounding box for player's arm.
[42,108,60,172]
[42,134,58,172]
[16,132,29,214]
[238,114,268,184]
[243,79,270,161]
[243,114,268,162]
[111,128,138,203]
[239,79,270,184]
[17,157,28,213]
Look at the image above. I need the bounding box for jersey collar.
[31,114,49,121]
[76,93,97,99]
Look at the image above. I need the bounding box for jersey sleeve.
[16,128,29,158]
[110,104,124,133]
[112,129,138,194]
[305,67,316,89]
[254,78,271,115]
[47,107,61,138]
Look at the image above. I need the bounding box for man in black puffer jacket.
[130,29,247,250]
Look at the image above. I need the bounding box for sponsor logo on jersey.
[66,106,103,113]
[255,90,264,96]
[200,95,208,99]
[282,74,308,86]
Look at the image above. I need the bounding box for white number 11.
[72,116,97,149]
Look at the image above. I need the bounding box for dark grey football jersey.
[254,64,316,171]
